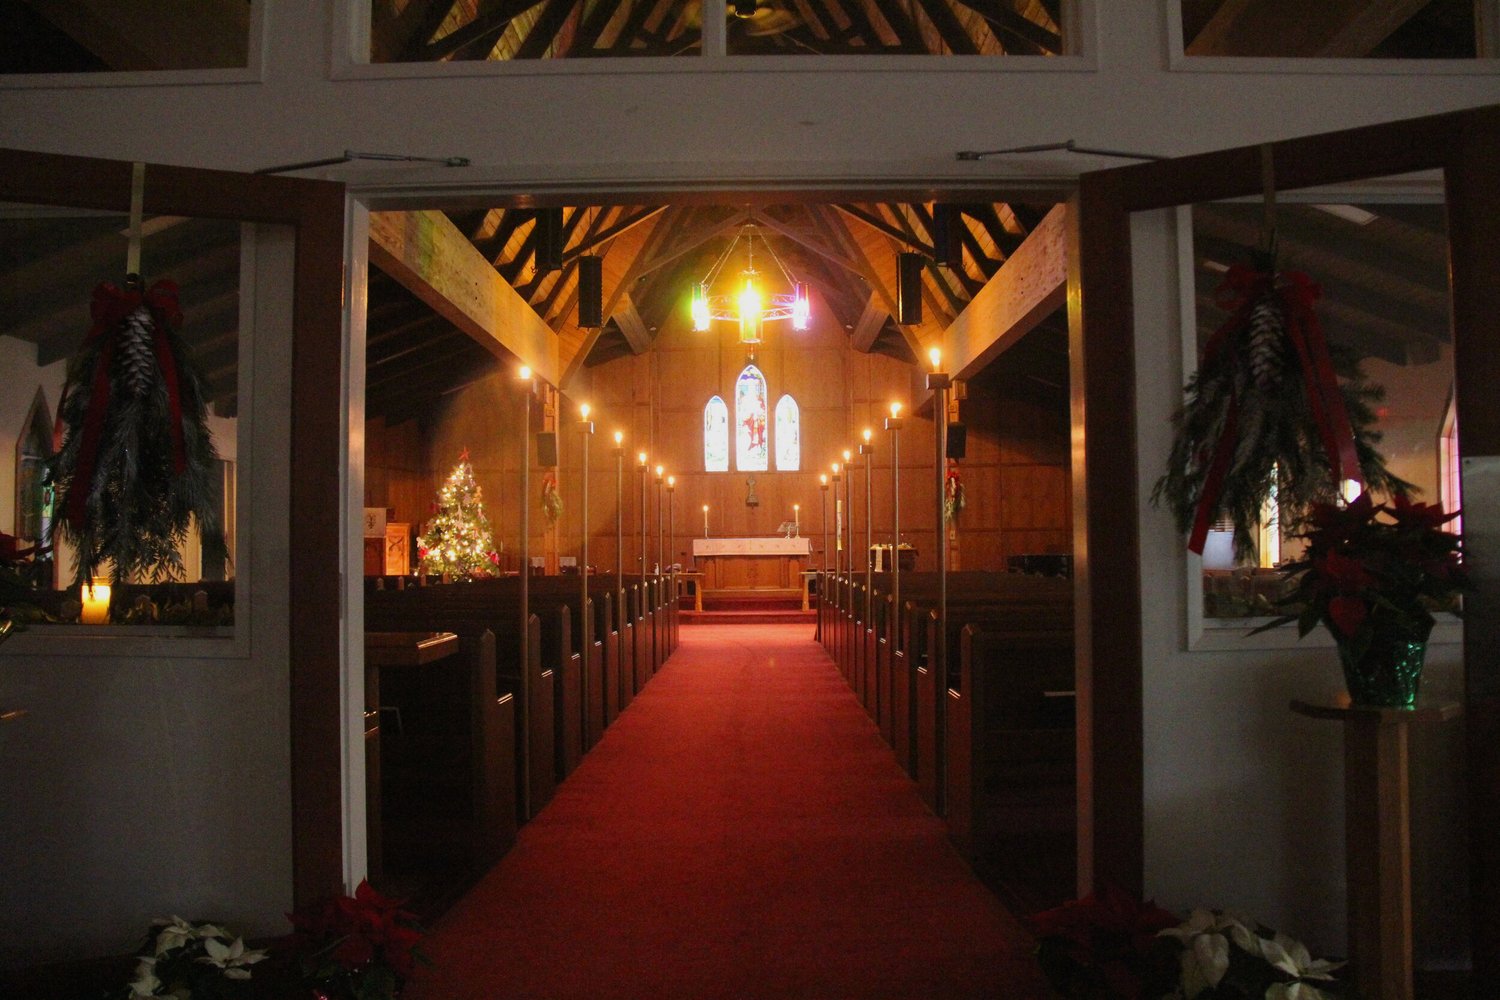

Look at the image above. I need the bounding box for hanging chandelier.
[691,222,810,346]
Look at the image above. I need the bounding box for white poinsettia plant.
[119,916,266,999]
[1159,909,1345,1000]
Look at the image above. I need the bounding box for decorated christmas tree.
[417,451,499,580]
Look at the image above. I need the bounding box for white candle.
[80,580,111,625]
[794,504,800,527]
[702,504,709,537]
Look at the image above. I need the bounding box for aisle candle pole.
[859,427,874,625]
[927,348,951,690]
[831,462,843,586]
[655,465,665,576]
[842,448,854,584]
[614,431,625,629]
[667,476,676,576]
[819,473,829,643]
[579,403,594,746]
[637,451,648,580]
[516,364,534,817]
[886,401,903,618]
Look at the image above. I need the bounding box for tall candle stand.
[654,465,665,577]
[927,349,951,704]
[637,451,648,581]
[886,402,903,618]
[578,403,594,746]
[859,427,874,625]
[516,365,535,817]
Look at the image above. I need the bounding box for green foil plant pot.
[1336,632,1428,709]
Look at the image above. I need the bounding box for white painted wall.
[0,229,293,966]
[0,0,1494,968]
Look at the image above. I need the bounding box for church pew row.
[366,629,517,880]
[366,592,555,821]
[818,570,1074,820]
[947,623,1076,865]
[365,574,679,832]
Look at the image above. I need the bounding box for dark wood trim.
[0,146,349,911]
[1076,102,1500,976]
[1069,173,1143,895]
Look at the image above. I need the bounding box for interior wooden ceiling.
[0,195,1453,428]
[372,0,1064,59]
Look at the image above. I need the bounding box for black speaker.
[535,207,563,272]
[946,422,966,459]
[578,255,603,327]
[931,204,963,268]
[896,252,923,325]
[536,431,558,467]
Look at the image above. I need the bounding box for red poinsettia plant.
[288,880,427,1000]
[1252,492,1469,655]
[1028,883,1181,1000]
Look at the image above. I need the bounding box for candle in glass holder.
[80,579,111,625]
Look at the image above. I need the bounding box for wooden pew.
[365,629,517,880]
[365,589,556,821]
[916,583,1072,816]
[947,623,1075,873]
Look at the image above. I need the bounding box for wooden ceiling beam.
[849,293,891,352]
[752,211,869,281]
[613,296,654,354]
[942,203,1068,382]
[398,1,464,60]
[563,205,666,263]
[812,205,930,358]
[967,203,1025,256]
[559,206,681,385]
[913,0,979,54]
[1185,0,1427,58]
[832,203,934,255]
[369,209,559,385]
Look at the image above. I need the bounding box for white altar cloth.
[693,536,811,556]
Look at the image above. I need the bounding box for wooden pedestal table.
[1290,697,1462,1000]
[364,630,459,881]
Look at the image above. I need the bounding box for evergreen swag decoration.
[50,277,227,589]
[1153,258,1408,558]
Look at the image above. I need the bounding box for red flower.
[1327,595,1368,638]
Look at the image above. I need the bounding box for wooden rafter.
[832,204,935,255]
[1184,0,1430,58]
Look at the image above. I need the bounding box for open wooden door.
[1069,104,1500,985]
[0,148,348,911]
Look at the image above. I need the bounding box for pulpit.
[692,536,810,600]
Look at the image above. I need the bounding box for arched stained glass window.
[734,365,768,472]
[703,395,729,472]
[774,394,799,470]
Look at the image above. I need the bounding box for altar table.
[693,537,810,599]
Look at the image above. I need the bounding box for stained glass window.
[704,395,729,472]
[734,365,768,472]
[774,394,799,471]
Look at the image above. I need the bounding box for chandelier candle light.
[691,222,811,351]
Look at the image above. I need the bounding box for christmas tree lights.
[417,451,499,580]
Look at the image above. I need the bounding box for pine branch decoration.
[1152,264,1411,558]
[48,279,227,589]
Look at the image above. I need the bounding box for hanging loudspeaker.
[896,252,923,325]
[536,431,558,467]
[535,208,564,272]
[931,204,963,269]
[946,422,966,460]
[578,255,603,327]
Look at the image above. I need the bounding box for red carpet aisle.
[407,623,1052,1000]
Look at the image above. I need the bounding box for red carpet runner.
[407,623,1052,999]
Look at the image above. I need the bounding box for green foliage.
[1152,269,1411,558]
[417,455,499,580]
[48,284,227,589]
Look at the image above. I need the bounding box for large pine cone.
[116,306,158,398]
[1245,296,1285,391]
